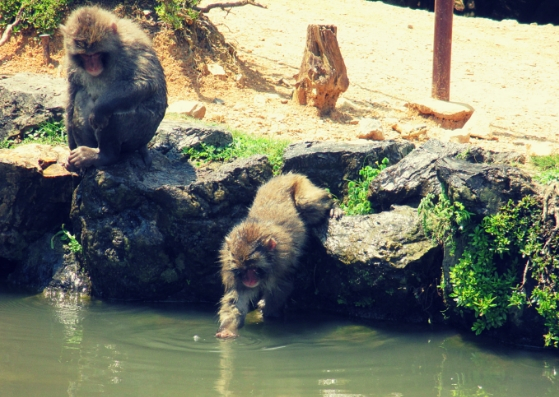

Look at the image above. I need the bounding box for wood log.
[292,24,349,116]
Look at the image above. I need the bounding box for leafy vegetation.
[419,191,559,346]
[532,154,559,185]
[339,158,389,215]
[182,131,290,175]
[0,0,70,35]
[24,119,67,145]
[0,119,67,149]
[155,0,200,30]
[51,224,82,254]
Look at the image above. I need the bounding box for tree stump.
[292,24,349,116]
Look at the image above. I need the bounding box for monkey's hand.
[69,146,100,169]
[216,328,238,339]
[88,109,110,131]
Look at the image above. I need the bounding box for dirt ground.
[1,0,558,157]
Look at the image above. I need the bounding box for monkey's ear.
[111,22,118,34]
[264,237,277,251]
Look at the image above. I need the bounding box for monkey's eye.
[74,39,86,49]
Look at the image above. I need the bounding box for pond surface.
[1,286,558,397]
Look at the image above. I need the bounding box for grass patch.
[532,155,559,184]
[339,158,389,215]
[183,130,290,174]
[1,119,67,149]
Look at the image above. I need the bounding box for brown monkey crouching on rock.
[60,6,167,170]
[216,173,342,339]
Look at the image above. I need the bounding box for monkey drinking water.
[60,6,167,170]
[216,173,341,339]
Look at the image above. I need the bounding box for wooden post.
[40,34,51,65]
[293,24,349,116]
[432,0,454,101]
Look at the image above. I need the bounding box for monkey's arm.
[65,76,80,150]
[216,288,255,339]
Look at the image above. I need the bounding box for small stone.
[167,100,206,120]
[406,98,474,122]
[444,130,470,144]
[357,118,384,140]
[337,97,360,111]
[207,63,227,80]
[463,110,494,140]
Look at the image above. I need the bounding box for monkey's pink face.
[241,268,260,288]
[80,53,104,76]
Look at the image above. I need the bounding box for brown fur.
[60,6,167,170]
[216,173,339,338]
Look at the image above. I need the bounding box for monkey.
[60,6,167,171]
[216,173,342,339]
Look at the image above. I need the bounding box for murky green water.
[1,287,558,397]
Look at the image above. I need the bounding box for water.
[1,287,558,397]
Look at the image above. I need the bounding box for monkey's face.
[220,223,277,290]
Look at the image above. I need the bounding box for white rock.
[167,100,206,119]
[208,63,227,79]
[407,98,474,121]
[463,110,494,140]
[357,118,384,140]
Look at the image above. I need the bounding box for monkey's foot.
[216,329,238,339]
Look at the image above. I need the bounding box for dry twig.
[0,5,26,47]
[194,0,267,13]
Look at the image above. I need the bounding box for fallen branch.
[194,0,267,13]
[0,5,25,47]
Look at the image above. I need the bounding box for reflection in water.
[0,286,558,397]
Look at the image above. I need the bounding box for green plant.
[155,0,200,30]
[23,119,67,145]
[417,188,473,255]
[532,154,559,185]
[182,131,289,174]
[340,158,389,215]
[51,224,82,254]
[421,190,559,346]
[0,0,70,35]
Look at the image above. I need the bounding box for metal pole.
[432,0,454,101]
[40,34,51,65]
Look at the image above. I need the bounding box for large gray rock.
[151,120,233,161]
[368,139,525,211]
[0,144,77,269]
[299,205,443,322]
[0,74,66,140]
[282,140,415,198]
[71,151,272,301]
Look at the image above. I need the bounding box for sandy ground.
[192,0,559,155]
[1,0,558,156]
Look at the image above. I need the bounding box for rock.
[406,98,474,122]
[0,74,66,140]
[151,120,233,161]
[444,130,470,144]
[8,233,91,296]
[282,140,415,199]
[369,139,526,212]
[436,157,536,217]
[167,100,206,119]
[357,118,384,140]
[392,122,428,140]
[306,205,443,322]
[207,63,227,79]
[337,97,361,111]
[462,110,494,140]
[0,144,78,266]
[71,152,273,300]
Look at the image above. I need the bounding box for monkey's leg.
[260,279,294,318]
[216,288,258,338]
